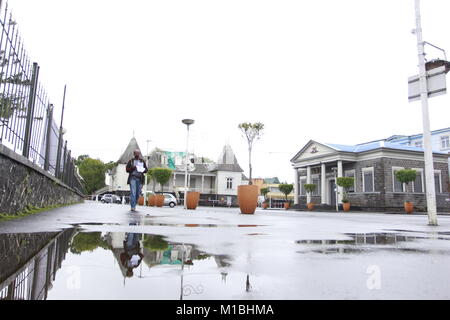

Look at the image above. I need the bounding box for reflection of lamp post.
[182,119,194,210]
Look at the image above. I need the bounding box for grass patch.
[0,201,83,222]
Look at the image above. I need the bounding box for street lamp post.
[414,0,438,226]
[182,119,194,210]
[143,139,151,206]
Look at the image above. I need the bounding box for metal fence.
[0,1,84,194]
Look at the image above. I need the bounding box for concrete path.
[1,201,450,299]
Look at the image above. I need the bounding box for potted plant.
[237,122,264,214]
[260,187,269,209]
[279,183,293,210]
[152,168,173,207]
[336,177,355,212]
[186,191,200,210]
[303,184,317,210]
[395,169,417,214]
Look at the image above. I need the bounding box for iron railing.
[0,1,84,194]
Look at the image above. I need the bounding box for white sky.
[6,0,450,183]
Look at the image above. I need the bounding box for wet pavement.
[1,201,450,300]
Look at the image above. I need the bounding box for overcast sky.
[7,0,450,183]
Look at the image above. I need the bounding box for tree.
[304,184,317,202]
[260,187,269,202]
[75,154,89,166]
[278,184,294,202]
[152,167,173,192]
[238,122,264,185]
[143,235,169,251]
[336,177,355,203]
[70,232,111,254]
[146,168,157,192]
[77,157,108,194]
[395,169,417,202]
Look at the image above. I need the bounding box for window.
[362,167,374,192]
[312,177,320,196]
[392,167,405,192]
[299,178,306,196]
[414,141,423,148]
[434,171,442,193]
[413,170,424,193]
[344,170,355,192]
[441,136,450,150]
[226,178,233,189]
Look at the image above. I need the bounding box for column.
[321,163,326,204]
[173,173,177,190]
[306,166,311,204]
[294,169,299,205]
[201,175,205,193]
[337,160,343,203]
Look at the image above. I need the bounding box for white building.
[370,127,450,173]
[100,138,248,206]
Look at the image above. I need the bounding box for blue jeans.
[130,176,142,209]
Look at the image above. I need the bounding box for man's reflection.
[120,231,144,277]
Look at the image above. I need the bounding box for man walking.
[126,149,148,211]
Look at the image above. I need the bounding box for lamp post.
[414,0,438,226]
[143,139,151,206]
[331,167,338,212]
[182,119,194,209]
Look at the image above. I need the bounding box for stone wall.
[296,156,450,212]
[0,145,84,215]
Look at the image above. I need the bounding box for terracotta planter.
[307,202,314,211]
[148,195,155,207]
[262,202,268,209]
[238,185,259,214]
[138,196,144,206]
[404,202,414,214]
[343,202,351,212]
[284,202,290,210]
[155,194,164,207]
[186,191,200,210]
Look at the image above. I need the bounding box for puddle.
[296,232,450,255]
[75,222,266,228]
[0,229,253,300]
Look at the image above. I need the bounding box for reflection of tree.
[70,232,111,254]
[143,235,169,251]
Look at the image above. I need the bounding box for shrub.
[278,184,293,201]
[152,167,173,192]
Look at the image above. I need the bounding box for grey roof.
[117,137,142,164]
[324,141,449,155]
[212,145,244,172]
[264,177,280,184]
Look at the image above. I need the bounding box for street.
[1,201,450,300]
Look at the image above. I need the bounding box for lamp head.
[182,119,195,126]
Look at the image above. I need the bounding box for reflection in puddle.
[296,232,450,255]
[0,228,252,300]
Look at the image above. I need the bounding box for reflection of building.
[100,138,249,206]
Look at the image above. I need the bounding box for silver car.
[163,193,177,208]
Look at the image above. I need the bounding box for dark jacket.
[126,158,148,185]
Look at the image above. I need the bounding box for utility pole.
[414,0,438,226]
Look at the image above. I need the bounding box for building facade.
[291,140,450,212]
[101,138,248,206]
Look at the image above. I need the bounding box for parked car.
[101,194,121,204]
[163,193,177,208]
